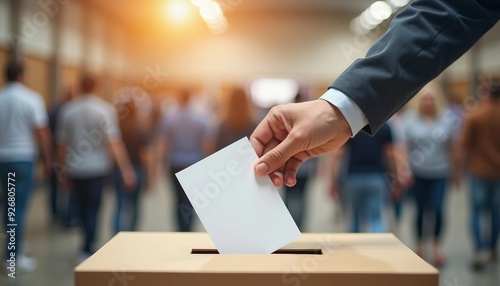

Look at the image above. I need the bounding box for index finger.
[249,117,274,157]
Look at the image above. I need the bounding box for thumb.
[254,134,302,175]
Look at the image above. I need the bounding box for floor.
[1,171,499,286]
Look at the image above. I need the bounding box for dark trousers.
[49,171,78,226]
[284,176,309,230]
[0,161,34,260]
[413,176,447,242]
[169,166,195,232]
[71,176,104,254]
[49,171,58,220]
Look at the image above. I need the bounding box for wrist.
[320,89,368,136]
[319,99,352,138]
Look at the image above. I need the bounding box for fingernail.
[255,162,269,175]
[286,177,296,187]
[272,177,282,187]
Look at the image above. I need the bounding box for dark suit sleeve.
[329,0,500,135]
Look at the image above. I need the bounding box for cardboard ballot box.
[75,232,438,286]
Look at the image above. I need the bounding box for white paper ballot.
[175,137,301,254]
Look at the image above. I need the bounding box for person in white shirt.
[55,75,136,263]
[0,61,52,274]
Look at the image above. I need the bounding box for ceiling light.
[387,0,410,8]
[359,11,377,30]
[166,1,190,22]
[370,1,393,21]
[199,2,222,22]
[191,0,212,8]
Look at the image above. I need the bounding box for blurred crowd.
[0,60,499,275]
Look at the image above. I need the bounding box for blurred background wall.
[0,0,499,112]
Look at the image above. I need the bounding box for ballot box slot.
[191,249,323,255]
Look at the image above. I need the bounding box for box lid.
[75,232,438,286]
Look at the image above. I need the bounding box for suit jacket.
[330,0,500,135]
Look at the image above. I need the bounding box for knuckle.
[289,130,306,142]
[269,105,282,115]
[267,149,286,165]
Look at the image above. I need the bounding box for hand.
[250,100,351,187]
[330,183,342,202]
[451,171,461,190]
[148,166,161,191]
[400,172,414,190]
[43,158,52,177]
[122,169,137,191]
[390,183,404,202]
[59,174,71,192]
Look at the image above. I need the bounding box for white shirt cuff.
[320,88,368,137]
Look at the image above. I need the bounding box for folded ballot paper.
[175,137,301,254]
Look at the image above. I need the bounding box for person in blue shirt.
[158,90,214,231]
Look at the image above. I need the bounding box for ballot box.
[75,232,438,286]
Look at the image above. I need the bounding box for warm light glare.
[208,17,228,34]
[191,0,212,7]
[166,1,190,22]
[199,2,222,22]
[250,78,299,108]
[191,0,229,34]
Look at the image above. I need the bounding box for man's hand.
[121,169,137,191]
[250,99,351,187]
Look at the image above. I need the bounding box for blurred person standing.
[48,88,78,227]
[158,90,213,232]
[286,159,316,230]
[0,61,52,273]
[331,123,396,233]
[405,83,455,266]
[215,88,255,150]
[55,76,136,263]
[283,93,317,230]
[458,80,500,270]
[113,91,152,233]
[387,107,414,233]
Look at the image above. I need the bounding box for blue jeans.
[0,161,34,260]
[469,175,500,253]
[413,176,447,242]
[343,173,388,233]
[71,176,104,254]
[114,165,144,233]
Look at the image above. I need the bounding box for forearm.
[395,145,412,183]
[385,145,399,184]
[330,0,500,134]
[55,142,68,181]
[109,140,133,174]
[139,147,150,175]
[36,127,53,164]
[329,148,345,184]
[202,139,214,157]
[157,138,168,169]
